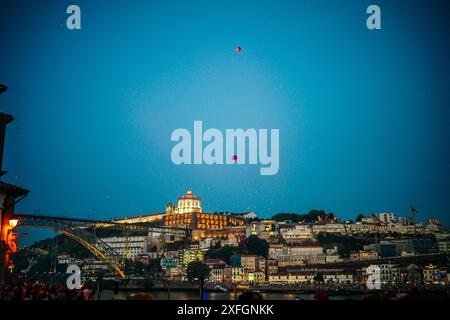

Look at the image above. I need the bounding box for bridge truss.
[14,214,190,278]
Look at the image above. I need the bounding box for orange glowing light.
[9,219,18,228]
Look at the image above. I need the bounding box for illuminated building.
[247,271,266,284]
[161,256,179,269]
[438,240,450,253]
[163,189,202,216]
[111,192,202,224]
[161,255,178,269]
[423,264,447,284]
[234,212,257,220]
[280,224,313,243]
[175,189,202,214]
[361,216,378,224]
[239,255,267,283]
[379,212,396,224]
[223,266,233,283]
[363,263,400,285]
[81,259,109,275]
[246,220,279,239]
[108,190,246,240]
[101,235,147,259]
[180,249,204,267]
[108,190,247,241]
[344,222,379,234]
[349,250,378,261]
[312,223,346,234]
[163,190,246,240]
[210,267,224,283]
[319,270,354,284]
[231,267,246,283]
[269,244,325,266]
[267,259,278,275]
[199,237,220,250]
[220,236,239,247]
[240,255,266,273]
[396,216,412,226]
[268,272,315,284]
[379,264,401,284]
[112,212,166,224]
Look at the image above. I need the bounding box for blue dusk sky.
[0,0,449,246]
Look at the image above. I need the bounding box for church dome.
[178,189,201,201]
[177,190,202,214]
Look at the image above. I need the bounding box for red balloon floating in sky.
[235,46,241,53]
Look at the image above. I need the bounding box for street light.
[9,219,18,228]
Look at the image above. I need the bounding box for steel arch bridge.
[14,214,190,279]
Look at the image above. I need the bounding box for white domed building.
[163,190,246,240]
[176,189,202,214]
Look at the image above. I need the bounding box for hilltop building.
[162,190,246,240]
[112,190,247,240]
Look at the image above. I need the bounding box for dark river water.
[108,290,362,300]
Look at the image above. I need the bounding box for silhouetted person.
[113,280,119,295]
[314,290,329,300]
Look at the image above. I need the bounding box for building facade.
[101,236,147,259]
[163,190,246,240]
[246,220,279,239]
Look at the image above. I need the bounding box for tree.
[239,236,269,258]
[122,259,146,276]
[122,259,134,274]
[356,214,365,222]
[314,273,325,284]
[166,240,189,251]
[133,261,147,276]
[317,234,371,258]
[186,261,210,282]
[272,210,331,223]
[146,258,162,273]
[206,246,241,264]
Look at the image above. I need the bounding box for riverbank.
[104,289,363,300]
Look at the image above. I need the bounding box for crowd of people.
[1,282,448,301]
[0,282,96,300]
[360,288,449,300]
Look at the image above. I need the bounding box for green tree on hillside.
[314,273,325,284]
[186,261,210,282]
[239,236,269,258]
[272,210,333,223]
[205,246,242,264]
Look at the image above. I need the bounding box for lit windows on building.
[180,249,204,267]
[162,190,246,240]
[423,264,447,284]
[246,220,279,239]
[231,267,246,283]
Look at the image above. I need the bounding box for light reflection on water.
[112,290,362,301]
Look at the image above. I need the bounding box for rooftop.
[0,181,29,198]
[177,189,201,201]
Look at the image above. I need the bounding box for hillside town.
[12,190,449,293]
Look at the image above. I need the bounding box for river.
[106,290,363,300]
